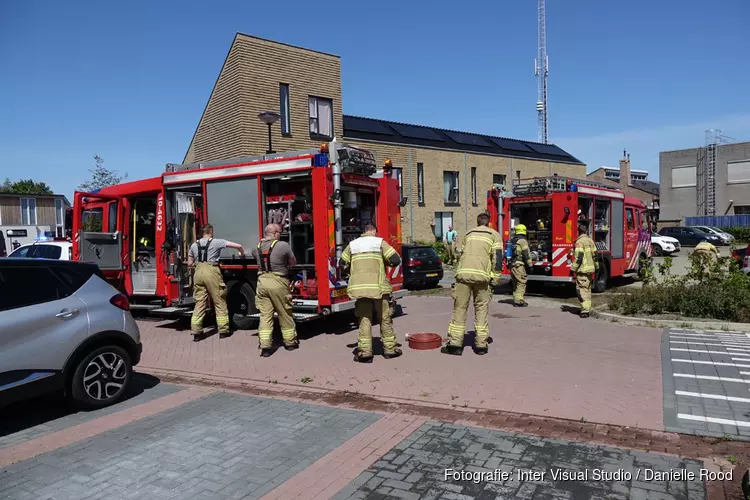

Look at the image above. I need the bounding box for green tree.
[0,178,54,195]
[77,154,127,191]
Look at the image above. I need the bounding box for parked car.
[7,239,72,260]
[735,243,750,275]
[0,231,6,257]
[402,244,443,289]
[0,258,142,409]
[690,226,734,245]
[658,226,723,247]
[651,232,680,256]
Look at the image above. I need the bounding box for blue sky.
[1,0,748,199]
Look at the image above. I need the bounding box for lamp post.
[258,111,281,154]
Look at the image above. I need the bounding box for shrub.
[413,239,450,262]
[721,226,750,243]
[608,251,750,323]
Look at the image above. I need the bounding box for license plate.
[426,273,438,277]
[332,288,348,298]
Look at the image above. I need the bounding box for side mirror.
[398,197,408,207]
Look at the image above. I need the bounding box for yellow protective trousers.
[255,273,297,349]
[511,263,527,304]
[191,263,229,334]
[355,296,396,357]
[575,273,593,314]
[447,281,491,348]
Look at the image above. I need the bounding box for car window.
[409,248,438,259]
[52,265,96,292]
[29,245,62,259]
[0,266,72,311]
[9,246,30,258]
[625,209,635,230]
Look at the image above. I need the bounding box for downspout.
[464,153,468,231]
[330,139,344,262]
[408,150,414,243]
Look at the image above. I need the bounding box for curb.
[593,309,750,332]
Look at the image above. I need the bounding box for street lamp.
[258,111,281,154]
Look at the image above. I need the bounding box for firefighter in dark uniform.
[251,224,299,357]
[510,224,532,307]
[188,223,245,337]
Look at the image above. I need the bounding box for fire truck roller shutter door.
[610,199,624,259]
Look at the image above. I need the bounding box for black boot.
[219,331,232,339]
[260,348,273,358]
[284,341,300,351]
[354,352,374,363]
[441,345,463,356]
[383,348,402,359]
[473,346,488,355]
[580,312,590,319]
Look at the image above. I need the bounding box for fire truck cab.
[72,140,407,328]
[487,175,653,292]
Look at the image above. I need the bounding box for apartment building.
[0,193,70,248]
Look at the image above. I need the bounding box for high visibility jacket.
[572,235,597,274]
[455,226,503,284]
[694,241,719,256]
[340,236,400,299]
[511,236,532,268]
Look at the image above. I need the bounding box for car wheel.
[227,280,258,330]
[593,265,608,293]
[653,244,663,256]
[71,345,132,409]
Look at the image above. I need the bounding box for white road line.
[675,391,750,404]
[727,347,750,352]
[669,333,717,338]
[673,373,750,384]
[671,359,750,368]
[670,341,750,351]
[677,414,750,428]
[670,348,750,357]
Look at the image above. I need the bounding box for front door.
[624,207,638,269]
[130,197,158,295]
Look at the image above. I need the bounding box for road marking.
[728,347,750,352]
[673,373,750,384]
[677,414,750,428]
[672,358,750,368]
[675,390,750,404]
[670,341,750,350]
[670,348,750,357]
[669,333,717,338]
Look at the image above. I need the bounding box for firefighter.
[444,225,458,265]
[510,224,532,307]
[693,240,720,267]
[252,224,299,357]
[571,223,598,318]
[339,223,402,363]
[442,212,503,356]
[187,223,245,337]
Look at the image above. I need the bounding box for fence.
[684,215,750,228]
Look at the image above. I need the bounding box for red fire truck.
[487,175,653,292]
[71,140,407,328]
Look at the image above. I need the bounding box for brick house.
[184,33,586,243]
[0,193,71,248]
[587,153,660,224]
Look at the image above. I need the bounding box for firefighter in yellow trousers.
[693,240,720,262]
[571,223,598,318]
[252,224,299,357]
[510,224,532,307]
[188,223,245,337]
[339,223,402,363]
[443,213,503,356]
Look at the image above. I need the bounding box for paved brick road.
[662,328,750,440]
[137,295,664,430]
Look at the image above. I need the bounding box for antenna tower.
[696,129,732,216]
[535,0,549,144]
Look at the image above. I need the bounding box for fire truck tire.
[593,265,608,294]
[227,280,258,330]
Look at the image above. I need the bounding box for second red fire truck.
[487,175,653,292]
[72,140,407,328]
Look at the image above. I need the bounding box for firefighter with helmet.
[187,223,245,337]
[510,224,532,307]
[251,223,299,357]
[693,240,720,261]
[339,223,402,363]
[442,212,503,356]
[571,223,598,318]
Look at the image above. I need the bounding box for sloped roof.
[343,115,584,165]
[632,179,659,194]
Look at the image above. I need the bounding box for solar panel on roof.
[488,137,534,153]
[444,131,492,148]
[525,143,569,157]
[345,118,395,136]
[390,123,445,142]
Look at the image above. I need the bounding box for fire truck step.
[129,304,162,311]
[248,312,321,322]
[150,306,192,315]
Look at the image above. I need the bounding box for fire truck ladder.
[512,176,614,196]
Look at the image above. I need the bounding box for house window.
[443,171,460,204]
[671,166,696,188]
[727,160,750,184]
[308,96,333,138]
[735,205,750,215]
[493,174,507,187]
[433,212,453,241]
[395,168,403,200]
[471,167,477,205]
[55,199,64,238]
[21,198,37,225]
[279,84,291,136]
[417,163,424,205]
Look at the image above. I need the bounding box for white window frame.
[671,165,697,188]
[470,167,477,205]
[308,96,333,138]
[55,198,64,237]
[417,163,424,205]
[280,83,291,136]
[493,174,507,187]
[727,159,750,185]
[443,171,460,204]
[21,197,37,226]
[433,211,453,241]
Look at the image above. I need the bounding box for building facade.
[0,193,71,248]
[659,141,750,224]
[587,154,660,222]
[184,34,586,243]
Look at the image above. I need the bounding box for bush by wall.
[413,240,449,262]
[722,226,750,243]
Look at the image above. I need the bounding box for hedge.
[721,226,750,243]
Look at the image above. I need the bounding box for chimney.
[619,149,631,188]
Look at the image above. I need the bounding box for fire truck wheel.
[593,265,608,294]
[227,280,258,330]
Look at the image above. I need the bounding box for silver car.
[0,258,142,409]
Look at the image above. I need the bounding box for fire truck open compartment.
[508,201,552,268]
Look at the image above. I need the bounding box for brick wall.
[185,34,343,164]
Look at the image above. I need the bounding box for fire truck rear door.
[74,192,129,272]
